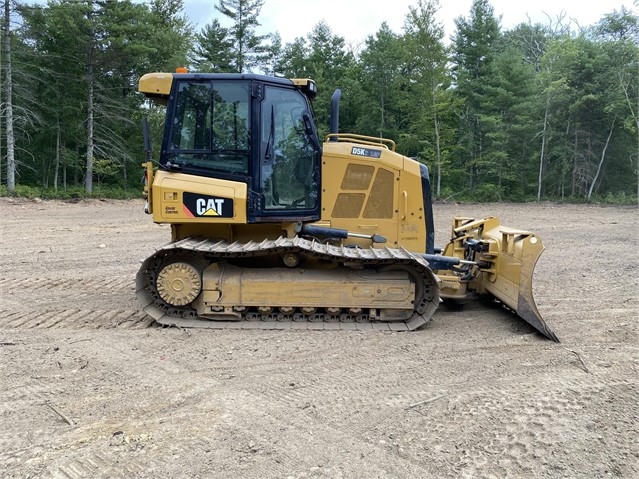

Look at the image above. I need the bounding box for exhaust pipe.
[329,89,341,141]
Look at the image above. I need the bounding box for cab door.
[251,84,321,222]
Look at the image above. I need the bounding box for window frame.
[161,79,252,182]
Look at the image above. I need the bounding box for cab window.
[167,80,250,176]
[260,86,319,211]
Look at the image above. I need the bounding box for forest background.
[1,0,638,204]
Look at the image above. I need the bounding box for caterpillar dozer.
[136,70,558,341]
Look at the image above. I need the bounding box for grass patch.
[0,185,143,201]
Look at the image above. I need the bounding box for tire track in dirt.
[45,450,152,479]
[0,445,47,474]
[0,370,223,478]
[1,200,637,479]
[40,376,236,479]
[42,336,438,478]
[0,277,132,292]
[223,351,461,475]
[232,339,638,477]
[0,382,69,416]
[0,308,154,330]
[206,389,437,478]
[417,379,639,478]
[1,275,150,330]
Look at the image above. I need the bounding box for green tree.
[146,0,191,71]
[214,0,270,73]
[451,0,502,193]
[538,34,626,200]
[3,0,637,203]
[275,36,310,78]
[478,47,537,199]
[502,22,550,72]
[357,23,406,140]
[595,7,639,203]
[191,19,234,72]
[276,22,356,135]
[18,0,191,193]
[402,0,452,196]
[18,1,89,190]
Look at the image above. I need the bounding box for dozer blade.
[466,218,559,342]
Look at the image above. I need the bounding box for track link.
[136,236,440,331]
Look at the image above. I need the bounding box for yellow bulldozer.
[136,70,558,341]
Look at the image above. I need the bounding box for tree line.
[1,0,638,203]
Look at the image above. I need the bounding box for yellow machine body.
[143,139,427,251]
[136,71,558,340]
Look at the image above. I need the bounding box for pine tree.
[358,23,405,140]
[18,0,191,193]
[451,0,502,193]
[191,19,234,72]
[214,0,269,73]
[402,0,451,195]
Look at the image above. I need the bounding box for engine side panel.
[319,142,429,254]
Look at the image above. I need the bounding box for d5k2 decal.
[183,192,234,218]
[351,146,382,159]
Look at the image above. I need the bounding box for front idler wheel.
[156,261,202,307]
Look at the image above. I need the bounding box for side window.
[260,86,319,211]
[167,81,250,176]
[211,83,250,152]
[171,82,211,150]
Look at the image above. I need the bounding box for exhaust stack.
[329,89,342,141]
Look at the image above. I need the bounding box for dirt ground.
[0,198,637,479]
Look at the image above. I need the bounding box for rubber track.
[136,236,440,331]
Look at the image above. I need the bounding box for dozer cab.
[136,70,558,341]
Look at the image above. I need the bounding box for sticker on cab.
[351,147,382,159]
[183,192,233,218]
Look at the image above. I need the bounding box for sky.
[183,0,638,47]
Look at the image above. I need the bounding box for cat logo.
[183,192,233,218]
[196,198,225,216]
